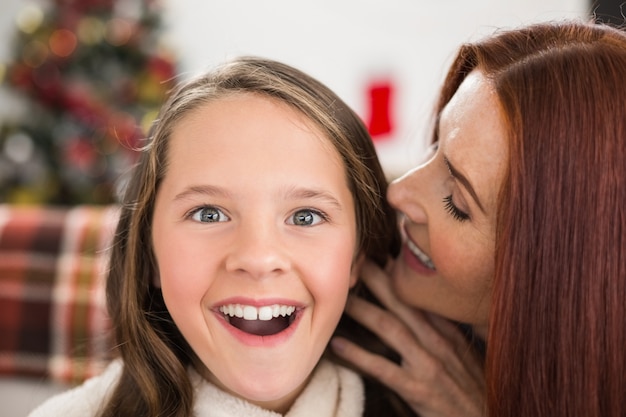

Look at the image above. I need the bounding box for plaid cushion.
[0,204,119,384]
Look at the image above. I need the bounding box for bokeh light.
[77,17,106,45]
[15,5,44,34]
[49,29,78,57]
[22,40,49,68]
[105,18,132,46]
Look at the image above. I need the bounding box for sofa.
[0,204,119,415]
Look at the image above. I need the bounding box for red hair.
[434,21,626,416]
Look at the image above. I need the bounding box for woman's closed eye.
[443,195,470,222]
[188,206,230,223]
[287,208,328,226]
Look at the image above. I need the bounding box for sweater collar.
[190,359,364,417]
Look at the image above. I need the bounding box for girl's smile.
[214,297,303,337]
[213,298,304,347]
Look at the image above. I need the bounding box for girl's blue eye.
[443,195,470,222]
[288,209,325,226]
[190,206,229,223]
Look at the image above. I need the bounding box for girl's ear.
[350,253,366,288]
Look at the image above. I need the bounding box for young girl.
[29,57,409,416]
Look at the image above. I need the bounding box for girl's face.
[387,70,508,338]
[152,94,359,412]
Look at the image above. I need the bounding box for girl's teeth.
[243,306,257,320]
[220,304,296,321]
[258,306,273,321]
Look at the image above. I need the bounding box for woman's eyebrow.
[443,156,486,213]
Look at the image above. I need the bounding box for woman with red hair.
[333,20,626,417]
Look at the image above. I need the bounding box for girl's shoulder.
[27,359,123,417]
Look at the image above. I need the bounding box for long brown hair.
[433,21,626,416]
[101,57,401,416]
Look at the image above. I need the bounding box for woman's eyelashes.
[442,195,470,222]
[186,206,328,226]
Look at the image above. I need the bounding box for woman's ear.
[350,253,366,288]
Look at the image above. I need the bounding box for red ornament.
[65,137,96,171]
[365,79,395,140]
[147,55,175,82]
[54,0,115,13]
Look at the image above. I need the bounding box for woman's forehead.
[440,70,508,213]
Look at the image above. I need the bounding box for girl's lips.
[219,304,297,321]
[212,297,304,346]
[218,303,298,336]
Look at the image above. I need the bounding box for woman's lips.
[406,238,436,270]
[402,225,436,271]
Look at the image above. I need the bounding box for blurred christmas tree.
[0,0,177,205]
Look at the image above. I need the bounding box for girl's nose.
[225,221,290,279]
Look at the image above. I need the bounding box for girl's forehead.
[163,94,345,180]
[170,93,340,156]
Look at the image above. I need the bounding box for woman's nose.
[225,221,290,279]
[387,166,429,224]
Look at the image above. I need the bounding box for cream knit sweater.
[28,359,364,417]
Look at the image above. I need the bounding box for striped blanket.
[0,204,118,384]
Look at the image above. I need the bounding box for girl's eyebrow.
[173,184,343,210]
[283,186,344,211]
[174,185,231,201]
[443,156,486,213]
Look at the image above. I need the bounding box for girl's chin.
[230,375,308,414]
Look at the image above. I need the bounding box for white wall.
[160,0,588,177]
[1,0,589,177]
